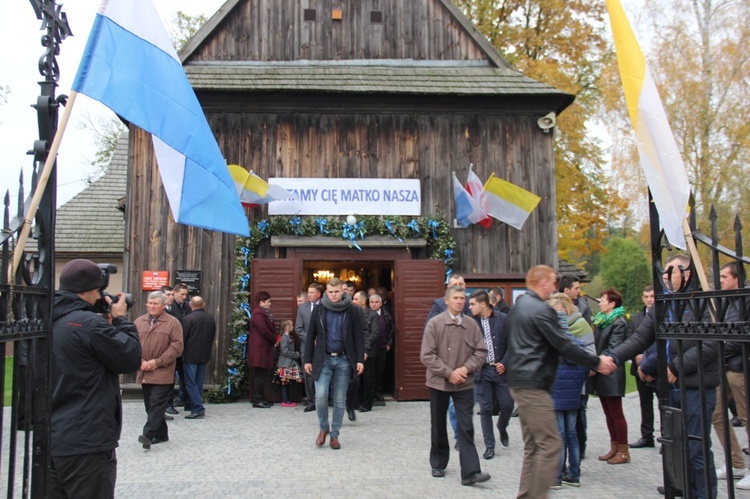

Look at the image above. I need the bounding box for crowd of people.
[46,255,748,498]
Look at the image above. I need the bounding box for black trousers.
[253,367,270,403]
[635,375,656,439]
[142,383,172,440]
[49,450,117,499]
[429,387,481,479]
[361,351,386,410]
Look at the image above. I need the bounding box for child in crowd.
[274,320,302,407]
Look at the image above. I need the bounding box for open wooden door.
[393,259,446,400]
[250,258,302,331]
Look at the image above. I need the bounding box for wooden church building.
[123,0,573,400]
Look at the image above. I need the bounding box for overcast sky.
[0,0,225,208]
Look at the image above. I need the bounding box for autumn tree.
[606,0,750,252]
[453,0,627,264]
[599,236,651,312]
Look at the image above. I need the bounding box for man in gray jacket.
[506,265,614,498]
[421,285,490,486]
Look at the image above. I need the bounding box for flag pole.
[680,214,718,321]
[11,90,78,279]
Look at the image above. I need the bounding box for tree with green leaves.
[599,236,650,312]
[453,0,627,265]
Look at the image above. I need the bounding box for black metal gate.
[651,195,750,499]
[0,1,70,496]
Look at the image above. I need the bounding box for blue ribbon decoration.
[237,333,248,345]
[315,217,329,235]
[355,221,366,240]
[407,219,420,236]
[384,220,403,243]
[444,249,454,264]
[342,222,362,251]
[227,367,239,395]
[257,219,269,237]
[240,247,251,267]
[290,216,303,236]
[445,267,453,285]
[428,219,439,239]
[240,274,250,290]
[239,302,252,319]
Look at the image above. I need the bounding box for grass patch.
[625,361,637,394]
[4,356,12,406]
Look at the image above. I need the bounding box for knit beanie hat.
[59,259,103,293]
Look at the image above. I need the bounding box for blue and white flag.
[72,0,249,236]
[452,172,485,228]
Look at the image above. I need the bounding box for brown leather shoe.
[330,437,341,450]
[316,430,328,447]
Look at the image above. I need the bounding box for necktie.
[481,317,495,364]
[452,316,458,325]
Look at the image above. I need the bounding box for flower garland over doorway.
[205,214,456,402]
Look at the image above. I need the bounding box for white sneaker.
[737,474,750,490]
[716,466,746,480]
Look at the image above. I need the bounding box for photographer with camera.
[50,259,141,499]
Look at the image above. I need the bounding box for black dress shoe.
[253,401,271,408]
[150,436,169,445]
[164,414,174,421]
[500,428,509,447]
[347,408,357,421]
[732,416,743,427]
[303,404,316,412]
[431,468,445,478]
[630,437,655,448]
[657,486,683,496]
[358,407,372,412]
[138,434,151,449]
[165,406,178,415]
[483,448,495,460]
[185,413,205,419]
[462,471,491,486]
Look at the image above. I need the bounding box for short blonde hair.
[547,293,576,315]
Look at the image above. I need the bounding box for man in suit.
[304,278,365,450]
[296,283,322,412]
[180,296,216,419]
[468,290,512,460]
[365,293,394,409]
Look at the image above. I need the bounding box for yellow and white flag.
[481,173,541,230]
[606,0,690,249]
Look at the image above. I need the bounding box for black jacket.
[51,291,141,457]
[628,307,650,376]
[506,291,600,393]
[304,302,364,381]
[181,309,216,364]
[589,317,628,397]
[473,310,508,382]
[610,305,719,389]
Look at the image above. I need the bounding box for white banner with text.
[267,178,422,216]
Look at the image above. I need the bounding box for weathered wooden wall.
[190,0,488,62]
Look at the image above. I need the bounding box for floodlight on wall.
[537,112,556,133]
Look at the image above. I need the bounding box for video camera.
[94,264,134,314]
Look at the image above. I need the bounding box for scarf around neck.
[321,292,352,312]
[593,306,625,329]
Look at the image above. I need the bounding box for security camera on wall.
[537,112,556,133]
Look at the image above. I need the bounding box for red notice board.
[142,271,169,291]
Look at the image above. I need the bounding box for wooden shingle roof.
[54,132,127,256]
[185,61,567,97]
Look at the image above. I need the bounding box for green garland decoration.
[204,214,456,403]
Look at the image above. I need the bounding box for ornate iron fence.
[651,195,750,499]
[0,1,70,496]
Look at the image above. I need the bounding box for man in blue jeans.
[180,296,216,419]
[304,278,364,450]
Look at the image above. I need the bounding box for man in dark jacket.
[629,285,657,449]
[181,296,216,419]
[304,278,364,450]
[468,290,512,459]
[50,259,142,499]
[608,254,719,498]
[506,265,613,498]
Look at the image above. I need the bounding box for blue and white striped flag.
[72,0,249,236]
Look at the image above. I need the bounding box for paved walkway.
[110,392,734,498]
